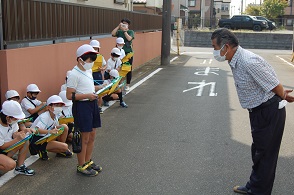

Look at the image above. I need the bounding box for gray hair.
[211,28,239,48]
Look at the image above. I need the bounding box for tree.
[245,4,262,16]
[261,0,288,19]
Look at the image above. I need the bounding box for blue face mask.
[213,44,227,62]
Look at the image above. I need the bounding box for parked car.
[218,15,268,31]
[253,16,276,30]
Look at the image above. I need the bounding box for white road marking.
[0,155,39,187]
[276,55,294,67]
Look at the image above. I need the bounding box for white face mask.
[83,62,94,70]
[53,107,63,115]
[213,44,228,62]
[117,46,123,49]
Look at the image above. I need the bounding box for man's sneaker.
[14,164,35,176]
[98,107,103,114]
[56,150,73,158]
[125,86,130,91]
[103,100,109,107]
[39,150,49,160]
[77,163,98,177]
[120,102,128,108]
[87,159,102,172]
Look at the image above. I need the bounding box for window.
[188,0,196,7]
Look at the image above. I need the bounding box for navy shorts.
[93,71,103,85]
[75,100,101,132]
[29,135,48,155]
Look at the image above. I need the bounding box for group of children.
[0,86,73,176]
[0,36,133,177]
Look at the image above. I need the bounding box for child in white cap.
[105,47,122,80]
[66,44,102,176]
[116,37,126,60]
[30,95,72,160]
[0,100,35,175]
[102,69,128,108]
[58,91,73,142]
[20,84,47,121]
[90,40,107,86]
[5,90,20,102]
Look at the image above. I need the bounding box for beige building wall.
[58,0,132,10]
[0,31,162,103]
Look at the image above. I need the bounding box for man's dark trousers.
[246,98,286,195]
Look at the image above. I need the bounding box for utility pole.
[161,0,171,66]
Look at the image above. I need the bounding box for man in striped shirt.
[211,28,294,195]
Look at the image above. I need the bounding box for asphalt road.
[1,47,294,195]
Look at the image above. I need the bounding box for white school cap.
[58,91,72,107]
[116,37,125,44]
[90,40,101,48]
[2,100,25,119]
[27,84,41,92]
[47,95,65,106]
[5,90,20,100]
[76,44,98,58]
[109,69,119,78]
[111,48,121,56]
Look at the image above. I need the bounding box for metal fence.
[1,0,162,48]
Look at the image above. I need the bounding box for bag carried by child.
[72,92,82,153]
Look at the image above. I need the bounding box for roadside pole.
[177,18,180,55]
[161,0,171,66]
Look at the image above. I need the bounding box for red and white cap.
[76,44,98,58]
[2,100,25,119]
[47,95,65,106]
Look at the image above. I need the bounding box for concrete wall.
[0,31,162,104]
[184,31,293,50]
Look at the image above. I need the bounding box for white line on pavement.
[276,55,294,67]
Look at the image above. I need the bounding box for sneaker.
[103,100,109,107]
[87,160,102,172]
[14,164,35,176]
[77,163,98,177]
[56,150,73,158]
[98,107,103,114]
[120,101,128,108]
[125,86,130,91]
[233,186,249,194]
[39,150,49,160]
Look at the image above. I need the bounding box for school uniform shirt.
[59,105,73,118]
[67,66,95,96]
[119,48,126,60]
[60,84,66,91]
[31,111,58,136]
[21,97,42,118]
[0,123,18,146]
[106,58,122,71]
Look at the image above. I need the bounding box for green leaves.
[245,0,287,19]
